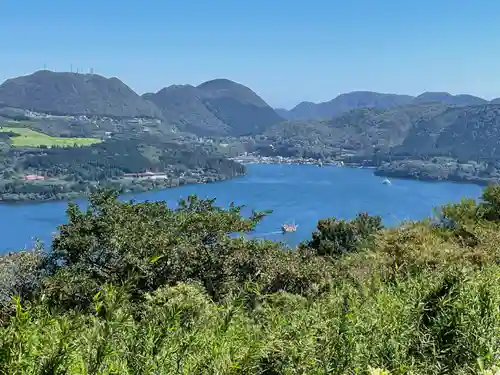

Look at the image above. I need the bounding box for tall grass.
[0,188,499,374]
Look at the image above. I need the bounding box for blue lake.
[0,164,483,253]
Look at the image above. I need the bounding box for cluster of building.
[123,171,168,180]
[23,174,45,181]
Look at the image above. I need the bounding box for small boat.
[381,178,392,185]
[282,223,298,233]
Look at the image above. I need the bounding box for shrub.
[0,249,47,323]
[1,187,499,373]
[307,212,383,257]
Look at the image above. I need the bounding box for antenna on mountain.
[43,64,47,70]
[70,64,73,73]
[90,67,94,74]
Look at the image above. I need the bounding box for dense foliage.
[0,70,162,119]
[1,185,500,374]
[0,136,245,201]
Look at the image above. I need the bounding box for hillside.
[279,91,492,120]
[0,133,245,202]
[143,85,231,136]
[144,78,285,136]
[265,103,448,151]
[279,92,414,120]
[396,104,500,160]
[0,70,163,119]
[413,92,488,106]
[260,101,500,179]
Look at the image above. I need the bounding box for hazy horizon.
[3,0,500,108]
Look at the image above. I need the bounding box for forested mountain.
[413,92,487,106]
[0,70,162,119]
[0,71,285,136]
[263,102,500,163]
[278,91,493,121]
[2,69,500,143]
[396,104,500,160]
[144,78,285,136]
[143,85,231,136]
[265,103,448,150]
[278,92,415,121]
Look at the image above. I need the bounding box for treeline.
[0,187,499,373]
[0,136,246,201]
[19,138,245,181]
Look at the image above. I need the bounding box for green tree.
[46,189,269,308]
[306,212,383,257]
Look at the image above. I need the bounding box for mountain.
[267,100,500,164]
[142,85,231,136]
[0,70,162,119]
[279,92,415,120]
[413,92,488,106]
[396,104,500,160]
[144,78,285,136]
[279,91,491,121]
[265,103,448,150]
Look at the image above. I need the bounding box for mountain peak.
[145,78,284,136]
[197,78,240,87]
[0,70,162,118]
[279,91,490,121]
[415,92,487,105]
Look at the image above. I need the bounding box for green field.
[0,126,101,147]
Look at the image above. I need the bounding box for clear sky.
[2,0,500,108]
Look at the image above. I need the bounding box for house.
[24,174,45,181]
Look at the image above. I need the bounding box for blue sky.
[2,0,500,108]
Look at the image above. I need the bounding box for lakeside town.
[230,153,376,168]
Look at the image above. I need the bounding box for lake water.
[0,164,483,253]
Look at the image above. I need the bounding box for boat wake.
[256,230,283,236]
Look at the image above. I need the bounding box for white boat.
[282,223,297,233]
[381,178,391,185]
[282,219,298,233]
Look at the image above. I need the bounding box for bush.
[0,249,47,323]
[1,187,500,373]
[307,212,383,257]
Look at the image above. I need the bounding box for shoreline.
[0,173,245,205]
[0,156,493,205]
[373,170,492,187]
[231,155,492,187]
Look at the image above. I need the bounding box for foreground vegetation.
[1,186,500,374]
[0,126,101,147]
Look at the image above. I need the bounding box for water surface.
[0,164,482,253]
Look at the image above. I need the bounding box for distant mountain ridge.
[0,70,162,119]
[2,70,500,138]
[266,101,500,164]
[0,70,284,136]
[278,91,496,120]
[265,103,449,150]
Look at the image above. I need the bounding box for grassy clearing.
[0,126,101,147]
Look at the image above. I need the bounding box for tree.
[306,212,383,257]
[46,189,269,307]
